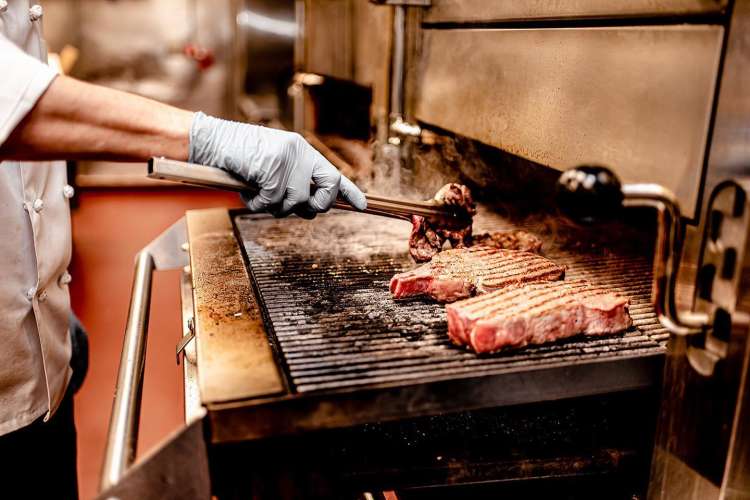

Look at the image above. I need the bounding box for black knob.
[556,165,624,223]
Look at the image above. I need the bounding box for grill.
[235,209,668,394]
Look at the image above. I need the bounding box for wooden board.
[186,208,285,404]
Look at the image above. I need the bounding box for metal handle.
[557,166,709,336]
[100,251,154,492]
[100,219,188,493]
[147,157,463,224]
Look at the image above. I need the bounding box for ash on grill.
[235,210,667,394]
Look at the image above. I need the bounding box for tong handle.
[147,157,454,222]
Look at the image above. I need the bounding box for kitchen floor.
[70,186,240,500]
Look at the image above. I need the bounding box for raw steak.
[390,246,565,303]
[446,279,632,353]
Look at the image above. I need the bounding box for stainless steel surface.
[96,414,210,500]
[687,0,750,249]
[647,2,750,496]
[390,3,405,120]
[303,0,354,80]
[691,180,750,375]
[100,218,188,492]
[296,1,392,137]
[180,268,202,423]
[648,180,750,500]
[423,0,728,23]
[175,324,195,365]
[414,26,723,218]
[186,208,286,404]
[148,157,463,223]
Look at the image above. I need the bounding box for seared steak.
[446,279,632,353]
[390,246,565,303]
[409,184,476,263]
[408,183,546,262]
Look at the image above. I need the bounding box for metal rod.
[622,184,708,335]
[100,250,155,491]
[389,4,406,119]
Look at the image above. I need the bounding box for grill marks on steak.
[390,246,566,303]
[446,279,633,353]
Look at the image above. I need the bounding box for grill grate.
[235,211,668,393]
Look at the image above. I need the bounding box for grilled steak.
[472,230,544,254]
[409,184,476,263]
[408,183,546,262]
[446,279,632,353]
[390,246,565,302]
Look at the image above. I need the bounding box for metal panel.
[186,208,286,403]
[179,268,203,422]
[304,0,354,79]
[96,416,210,500]
[700,1,750,219]
[424,1,728,23]
[414,26,723,218]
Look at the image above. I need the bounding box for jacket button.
[25,287,37,301]
[29,4,43,22]
[63,184,75,199]
[59,271,72,286]
[32,198,44,213]
[0,1,8,14]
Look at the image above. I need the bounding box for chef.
[0,1,365,497]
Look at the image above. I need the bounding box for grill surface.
[235,210,668,394]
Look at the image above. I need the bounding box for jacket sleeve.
[0,33,57,145]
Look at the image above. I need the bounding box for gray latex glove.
[189,112,367,217]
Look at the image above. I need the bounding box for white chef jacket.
[0,0,74,436]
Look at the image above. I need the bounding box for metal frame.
[206,352,662,444]
[99,218,190,492]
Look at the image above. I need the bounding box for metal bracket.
[175,317,195,365]
[689,179,750,376]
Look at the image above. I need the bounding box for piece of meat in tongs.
[409,184,544,262]
[409,184,477,262]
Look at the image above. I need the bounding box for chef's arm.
[0,30,366,213]
[0,75,193,162]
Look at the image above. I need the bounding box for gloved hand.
[188,112,367,218]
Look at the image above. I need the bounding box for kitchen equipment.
[147,157,469,225]
[98,1,750,498]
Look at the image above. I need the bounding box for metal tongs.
[147,157,466,226]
